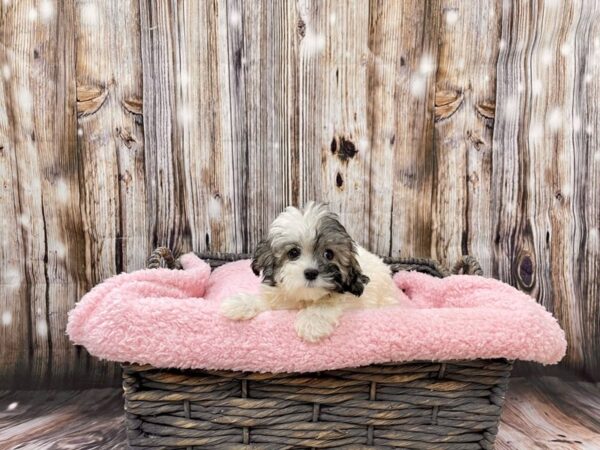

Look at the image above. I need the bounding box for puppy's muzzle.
[304,269,319,281]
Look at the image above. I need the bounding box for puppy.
[220,202,398,342]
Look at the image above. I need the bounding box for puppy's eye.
[324,249,334,260]
[288,248,301,260]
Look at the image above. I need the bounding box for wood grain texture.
[1,0,599,385]
[0,0,92,386]
[492,0,600,378]
[431,0,501,273]
[0,389,126,449]
[1,378,599,449]
[75,0,146,385]
[297,0,371,245]
[367,0,437,257]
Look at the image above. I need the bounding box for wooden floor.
[0,377,598,449]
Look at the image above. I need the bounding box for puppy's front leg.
[295,304,343,343]
[221,293,268,320]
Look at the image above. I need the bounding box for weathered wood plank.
[225,0,301,250]
[297,0,371,245]
[0,0,32,383]
[0,0,90,385]
[431,0,501,272]
[496,377,600,449]
[139,0,191,255]
[367,0,438,257]
[0,389,126,449]
[75,0,145,384]
[493,0,600,379]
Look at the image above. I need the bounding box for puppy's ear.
[343,262,370,297]
[251,238,276,285]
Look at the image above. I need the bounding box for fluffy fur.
[220,202,399,342]
[66,253,567,373]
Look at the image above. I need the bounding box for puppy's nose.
[304,269,319,281]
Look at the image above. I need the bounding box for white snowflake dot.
[303,29,326,56]
[418,54,435,75]
[77,127,83,137]
[573,116,581,132]
[229,9,241,27]
[541,48,553,65]
[208,196,221,219]
[560,43,571,56]
[2,311,12,326]
[36,319,48,338]
[80,3,98,26]
[532,79,543,95]
[40,0,54,21]
[586,125,594,136]
[357,137,370,152]
[55,241,67,259]
[584,74,593,84]
[329,13,336,25]
[445,10,459,26]
[3,267,21,286]
[504,96,519,116]
[179,71,189,87]
[28,8,38,21]
[529,123,544,141]
[589,228,599,252]
[2,64,10,81]
[178,105,192,124]
[499,39,507,51]
[18,87,34,112]
[410,76,427,97]
[547,108,562,131]
[7,402,18,411]
[56,178,70,204]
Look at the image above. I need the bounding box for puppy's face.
[251,202,369,301]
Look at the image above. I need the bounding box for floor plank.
[0,377,598,449]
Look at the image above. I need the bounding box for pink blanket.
[67,253,566,373]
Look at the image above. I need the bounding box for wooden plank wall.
[0,0,598,387]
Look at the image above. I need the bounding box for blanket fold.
[67,253,566,373]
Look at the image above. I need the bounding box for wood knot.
[476,101,495,120]
[466,130,486,150]
[337,137,357,161]
[297,18,306,38]
[116,126,137,148]
[517,254,534,289]
[335,172,344,188]
[122,97,142,116]
[434,89,463,122]
[77,85,108,117]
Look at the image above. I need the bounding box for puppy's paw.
[295,310,336,343]
[220,293,263,320]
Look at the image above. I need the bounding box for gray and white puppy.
[221,202,398,342]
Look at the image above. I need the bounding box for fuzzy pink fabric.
[67,253,566,373]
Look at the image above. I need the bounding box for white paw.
[220,293,263,320]
[295,310,336,343]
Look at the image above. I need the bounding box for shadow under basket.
[122,248,513,450]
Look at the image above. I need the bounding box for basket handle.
[451,255,483,275]
[146,247,181,269]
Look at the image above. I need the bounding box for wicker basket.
[122,248,512,449]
